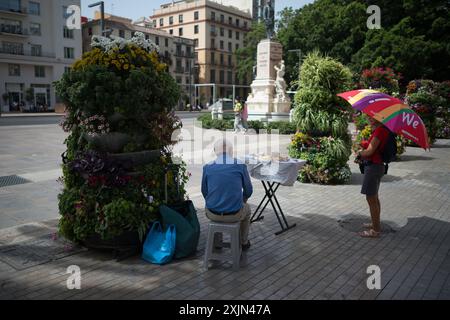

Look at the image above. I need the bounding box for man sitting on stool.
[202,139,253,250]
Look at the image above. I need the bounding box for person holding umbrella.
[355,117,390,238]
[338,89,430,238]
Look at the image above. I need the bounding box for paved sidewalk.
[1,139,449,300]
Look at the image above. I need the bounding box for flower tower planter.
[289,52,353,184]
[54,33,188,252]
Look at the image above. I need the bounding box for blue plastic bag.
[142,222,176,265]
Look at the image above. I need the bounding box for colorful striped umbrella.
[338,89,430,150]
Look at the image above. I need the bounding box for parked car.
[208,98,234,112]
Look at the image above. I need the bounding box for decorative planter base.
[82,231,144,261]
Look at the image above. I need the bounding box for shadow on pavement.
[1,212,449,300]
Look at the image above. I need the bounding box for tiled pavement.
[0,122,449,299]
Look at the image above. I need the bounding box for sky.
[80,0,314,21]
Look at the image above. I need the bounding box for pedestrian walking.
[233,99,245,133]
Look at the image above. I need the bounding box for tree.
[276,0,450,86]
[235,22,266,83]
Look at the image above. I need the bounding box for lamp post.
[89,1,105,36]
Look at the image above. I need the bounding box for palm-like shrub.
[289,52,353,184]
[54,33,187,243]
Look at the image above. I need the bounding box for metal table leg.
[251,181,297,235]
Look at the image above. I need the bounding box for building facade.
[82,12,195,110]
[151,0,252,105]
[0,0,82,112]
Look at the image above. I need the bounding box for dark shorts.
[361,164,385,196]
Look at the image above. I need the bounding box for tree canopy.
[276,0,450,87]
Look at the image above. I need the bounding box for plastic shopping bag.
[142,221,176,265]
[160,200,200,259]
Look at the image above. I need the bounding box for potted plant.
[54,33,188,253]
[2,92,9,113]
[25,88,34,112]
[289,52,353,184]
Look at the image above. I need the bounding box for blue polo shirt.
[201,154,253,213]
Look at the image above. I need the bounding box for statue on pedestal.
[263,0,275,39]
[274,60,288,103]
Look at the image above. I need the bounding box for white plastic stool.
[204,221,241,271]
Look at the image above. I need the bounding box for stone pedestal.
[246,39,291,122]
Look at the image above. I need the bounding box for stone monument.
[246,0,291,122]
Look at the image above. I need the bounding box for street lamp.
[89,1,105,36]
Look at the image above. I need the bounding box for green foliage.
[290,52,353,184]
[277,0,450,86]
[197,114,297,134]
[54,34,187,243]
[235,22,267,82]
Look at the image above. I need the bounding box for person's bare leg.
[366,195,381,232]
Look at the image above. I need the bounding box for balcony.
[0,5,27,16]
[0,48,56,58]
[0,24,28,37]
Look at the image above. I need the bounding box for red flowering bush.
[359,67,401,95]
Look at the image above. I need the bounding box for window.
[29,2,40,15]
[194,52,198,62]
[194,11,199,20]
[236,31,240,40]
[63,27,74,39]
[227,71,232,84]
[35,66,46,78]
[220,40,224,50]
[145,34,150,40]
[211,11,216,21]
[236,19,240,27]
[165,38,169,47]
[179,28,183,36]
[179,14,183,23]
[64,67,71,74]
[228,17,232,25]
[228,55,232,66]
[220,27,224,37]
[211,25,216,36]
[228,42,232,52]
[211,38,215,49]
[88,27,93,36]
[29,23,41,36]
[219,70,224,84]
[119,30,125,38]
[31,44,42,56]
[193,39,198,48]
[169,16,173,25]
[228,29,232,38]
[169,29,173,35]
[153,20,157,28]
[194,25,199,34]
[159,18,164,26]
[186,45,192,57]
[155,36,159,45]
[2,41,23,55]
[235,43,239,51]
[210,52,215,64]
[220,14,225,23]
[64,47,75,59]
[210,69,216,83]
[220,53,224,65]
[244,21,248,29]
[8,64,20,76]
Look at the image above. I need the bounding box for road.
[0,111,204,127]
